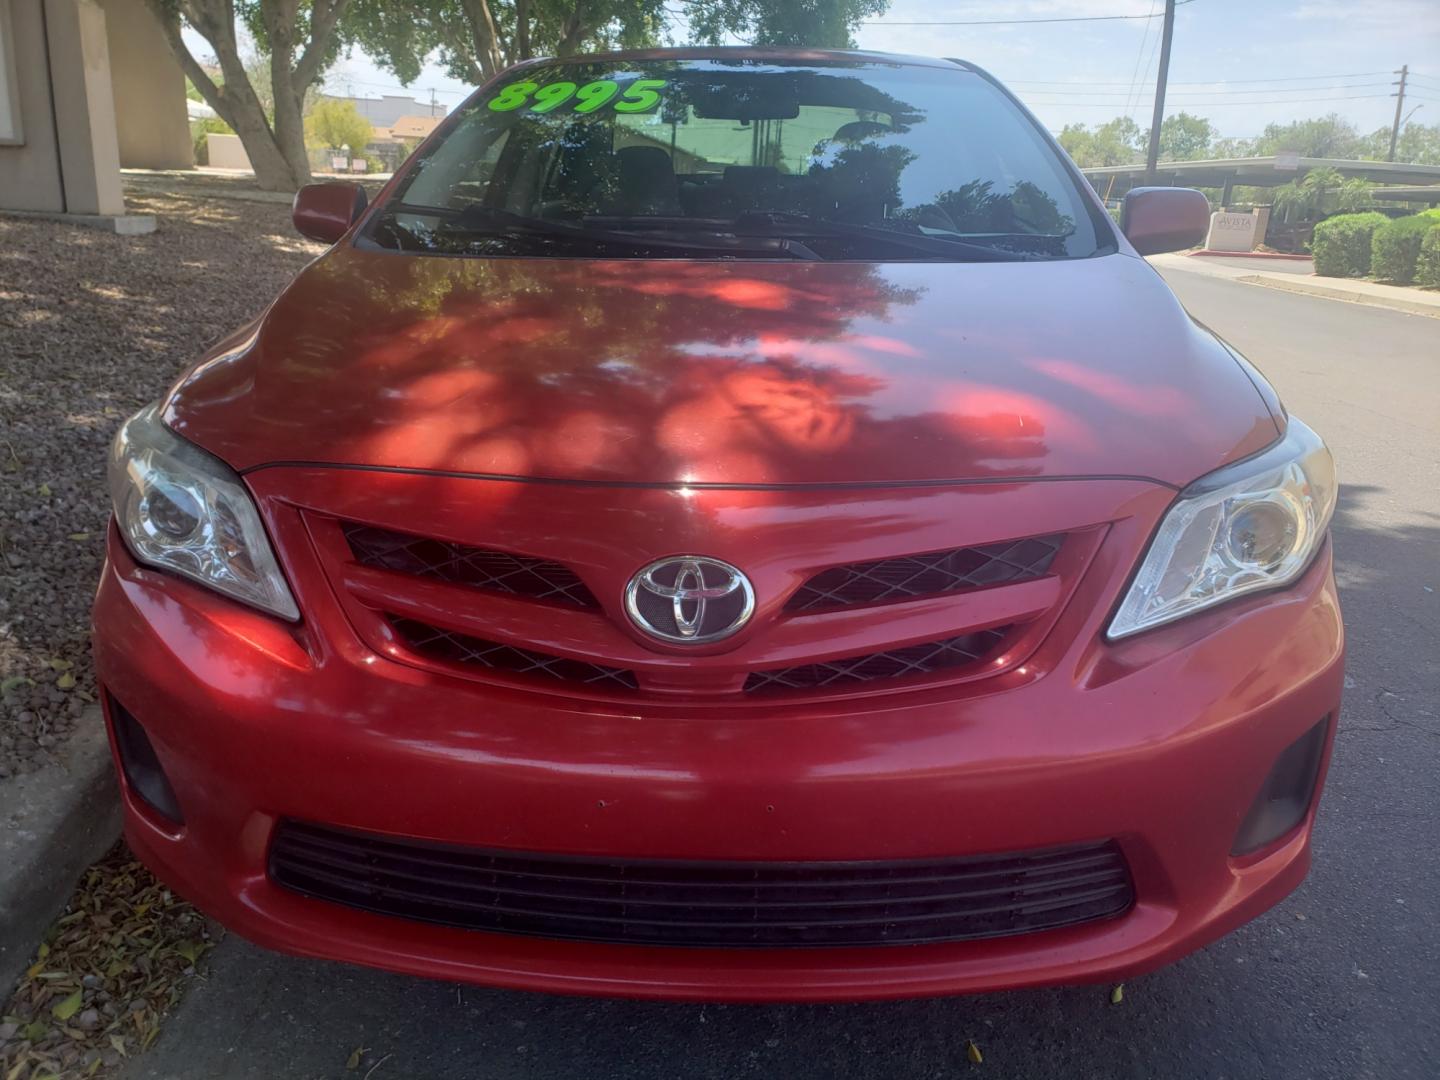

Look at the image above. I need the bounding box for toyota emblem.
[624,556,755,644]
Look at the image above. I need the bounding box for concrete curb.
[1190,250,1312,261]
[0,707,121,998]
[1237,274,1440,319]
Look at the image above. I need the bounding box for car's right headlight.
[1108,417,1336,639]
[108,403,299,621]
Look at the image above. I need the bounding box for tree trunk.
[261,0,313,188]
[147,0,350,192]
[458,0,506,78]
[514,0,531,61]
[556,1,597,58]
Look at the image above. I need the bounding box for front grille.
[344,523,598,609]
[787,535,1063,611]
[743,627,1010,694]
[390,617,638,691]
[269,821,1134,948]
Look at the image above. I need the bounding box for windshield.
[367,58,1109,262]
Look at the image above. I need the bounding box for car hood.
[165,247,1280,488]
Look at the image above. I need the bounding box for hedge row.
[1419,227,1440,289]
[1311,212,1389,277]
[1312,209,1440,285]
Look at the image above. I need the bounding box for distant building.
[387,115,443,141]
[320,93,446,128]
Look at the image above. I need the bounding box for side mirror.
[1120,187,1211,255]
[292,182,368,244]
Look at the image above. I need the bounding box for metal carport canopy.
[1082,156,1440,195]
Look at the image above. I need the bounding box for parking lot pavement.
[122,270,1440,1080]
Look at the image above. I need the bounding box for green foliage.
[190,117,233,164]
[1310,212,1388,278]
[305,98,374,151]
[1250,113,1367,159]
[1057,117,1143,168]
[345,0,887,86]
[686,0,888,47]
[1271,166,1372,222]
[1158,112,1213,162]
[344,0,667,83]
[1415,224,1440,288]
[1372,214,1440,283]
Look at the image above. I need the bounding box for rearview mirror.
[1120,187,1211,255]
[292,182,368,244]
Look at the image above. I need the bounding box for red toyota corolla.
[92,49,1343,1001]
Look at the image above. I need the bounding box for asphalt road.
[124,269,1439,1080]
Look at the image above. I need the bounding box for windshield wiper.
[384,203,820,259]
[731,212,1047,261]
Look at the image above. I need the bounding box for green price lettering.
[613,79,667,113]
[486,78,667,115]
[487,80,538,112]
[573,80,620,113]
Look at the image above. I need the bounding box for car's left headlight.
[1108,417,1336,639]
[108,403,300,621]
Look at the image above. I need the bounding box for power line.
[863,0,1197,27]
[1120,0,1159,120]
[1119,0,1158,119]
[1021,82,1393,99]
[1011,71,1390,87]
[1035,93,1397,107]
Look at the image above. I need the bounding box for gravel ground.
[0,190,322,777]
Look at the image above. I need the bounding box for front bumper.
[92,528,1343,1002]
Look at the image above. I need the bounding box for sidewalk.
[1148,252,1440,319]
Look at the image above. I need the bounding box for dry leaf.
[347,1045,370,1070]
[51,989,83,1021]
[1110,984,1125,1005]
[966,1039,983,1064]
[56,672,77,690]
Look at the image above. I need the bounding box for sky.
[301,0,1440,139]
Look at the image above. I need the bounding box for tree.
[306,97,373,151]
[685,0,889,48]
[1364,120,1440,166]
[1250,114,1366,159]
[346,0,887,87]
[147,0,353,191]
[1158,112,1213,162]
[1210,135,1257,159]
[1057,117,1143,168]
[1270,166,1372,222]
[345,0,668,85]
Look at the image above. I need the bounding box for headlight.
[108,404,299,621]
[1108,418,1335,639]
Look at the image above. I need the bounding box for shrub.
[1371,214,1438,284]
[1416,225,1440,289]
[189,117,232,166]
[1310,212,1389,277]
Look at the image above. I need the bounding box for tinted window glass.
[373,59,1108,261]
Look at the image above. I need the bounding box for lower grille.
[743,627,1010,694]
[390,617,639,690]
[269,821,1134,949]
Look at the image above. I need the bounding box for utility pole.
[1389,65,1409,162]
[1144,0,1177,185]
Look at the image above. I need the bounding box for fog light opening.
[1231,716,1329,856]
[107,694,185,825]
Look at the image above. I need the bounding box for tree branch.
[457,0,505,78]
[556,0,598,57]
[293,0,354,94]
